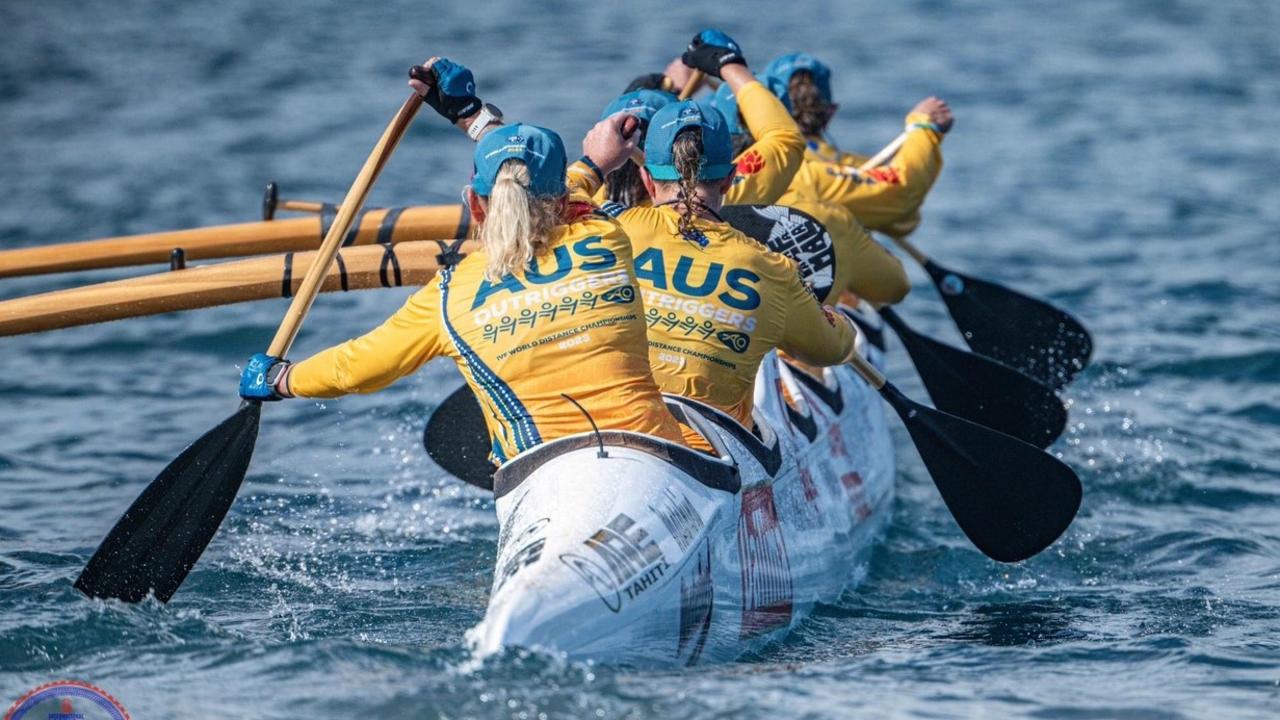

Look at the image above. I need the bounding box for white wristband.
[467,104,503,142]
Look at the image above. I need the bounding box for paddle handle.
[857,131,908,171]
[846,348,887,391]
[852,130,930,268]
[266,93,423,358]
[679,70,705,100]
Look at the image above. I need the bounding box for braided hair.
[671,127,706,240]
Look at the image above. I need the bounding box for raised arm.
[806,97,953,235]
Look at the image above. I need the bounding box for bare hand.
[583,113,641,175]
[408,56,441,97]
[910,96,954,133]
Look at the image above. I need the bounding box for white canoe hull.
[470,319,895,666]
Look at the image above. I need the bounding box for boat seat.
[492,430,741,500]
[663,395,783,477]
[785,362,844,414]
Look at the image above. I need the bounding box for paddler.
[593,89,676,214]
[568,31,860,444]
[711,78,910,306]
[763,52,954,238]
[239,57,688,465]
[576,32,807,212]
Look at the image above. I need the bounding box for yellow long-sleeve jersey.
[578,80,806,213]
[562,193,856,429]
[287,203,686,465]
[780,113,944,238]
[783,198,911,306]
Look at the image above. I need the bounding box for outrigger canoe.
[470,307,894,666]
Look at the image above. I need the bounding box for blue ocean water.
[2,0,1278,717]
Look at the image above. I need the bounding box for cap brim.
[645,162,735,182]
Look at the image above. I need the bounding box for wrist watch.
[265,361,292,398]
[467,103,505,141]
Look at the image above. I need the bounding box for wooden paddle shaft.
[885,233,931,266]
[857,131,908,172]
[0,240,476,337]
[0,204,468,279]
[267,94,423,357]
[855,132,931,267]
[846,350,888,391]
[679,70,705,100]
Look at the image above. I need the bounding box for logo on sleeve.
[863,167,902,185]
[736,150,765,175]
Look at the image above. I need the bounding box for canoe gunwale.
[492,428,741,499]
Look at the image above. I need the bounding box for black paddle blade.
[924,260,1093,389]
[75,402,261,603]
[880,307,1068,449]
[422,385,495,490]
[879,382,1081,562]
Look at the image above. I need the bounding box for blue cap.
[764,52,833,103]
[643,100,735,182]
[600,89,676,123]
[711,74,790,137]
[471,123,567,197]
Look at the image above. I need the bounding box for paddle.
[887,235,1093,390]
[422,384,496,491]
[878,306,1067,448]
[845,351,1081,561]
[718,204,1068,448]
[74,82,426,604]
[857,131,908,172]
[679,70,705,100]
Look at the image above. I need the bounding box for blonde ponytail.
[477,159,561,281]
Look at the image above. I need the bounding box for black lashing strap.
[318,203,338,240]
[334,252,349,292]
[280,253,294,298]
[433,238,468,268]
[454,203,472,240]
[317,204,372,247]
[377,207,405,245]
[379,244,403,287]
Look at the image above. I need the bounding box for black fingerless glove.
[681,29,746,79]
[410,58,481,123]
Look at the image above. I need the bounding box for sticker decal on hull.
[561,513,668,613]
[738,486,794,638]
[677,539,714,665]
[649,488,705,552]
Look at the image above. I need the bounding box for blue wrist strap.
[578,155,604,183]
